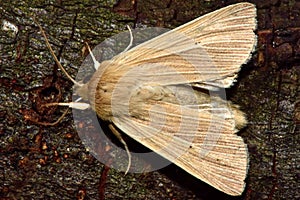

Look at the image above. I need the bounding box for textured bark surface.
[0,0,299,199]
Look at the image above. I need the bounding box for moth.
[34,2,256,196]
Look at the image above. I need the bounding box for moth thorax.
[93,87,114,121]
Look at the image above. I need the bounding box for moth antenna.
[121,25,133,53]
[34,18,83,87]
[108,124,131,174]
[85,42,100,70]
[26,108,69,126]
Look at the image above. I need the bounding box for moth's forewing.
[112,97,248,195]
[110,2,256,89]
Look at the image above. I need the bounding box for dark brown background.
[0,0,299,199]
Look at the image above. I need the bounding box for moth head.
[74,82,89,101]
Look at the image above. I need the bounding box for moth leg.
[85,42,100,70]
[108,124,131,175]
[74,97,82,102]
[30,101,89,125]
[44,102,90,110]
[84,25,133,70]
[121,25,133,53]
